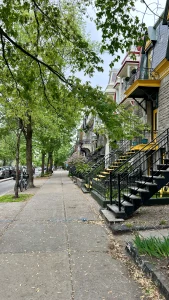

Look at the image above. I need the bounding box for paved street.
[0,170,143,300]
[0,178,14,196]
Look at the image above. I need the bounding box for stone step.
[81,186,90,193]
[107,204,126,218]
[100,209,124,223]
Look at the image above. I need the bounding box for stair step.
[126,151,135,155]
[142,175,165,181]
[100,209,124,223]
[111,162,121,165]
[159,170,169,174]
[107,204,126,218]
[84,184,92,189]
[117,159,126,161]
[122,200,134,207]
[100,171,110,175]
[157,164,169,170]
[135,181,157,187]
[123,193,141,200]
[150,170,161,176]
[129,187,149,193]
[93,178,101,181]
[105,168,114,171]
[81,186,90,193]
[97,174,106,178]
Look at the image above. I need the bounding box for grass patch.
[125,222,133,228]
[0,194,33,203]
[159,219,167,225]
[133,233,169,258]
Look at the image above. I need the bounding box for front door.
[153,109,158,141]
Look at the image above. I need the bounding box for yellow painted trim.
[154,58,169,79]
[131,143,158,151]
[124,79,161,98]
[145,40,151,51]
[153,109,158,140]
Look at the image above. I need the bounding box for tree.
[83,0,147,66]
[0,0,147,189]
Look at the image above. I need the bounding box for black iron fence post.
[118,173,121,211]
[109,171,112,205]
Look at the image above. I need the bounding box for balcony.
[124,67,161,99]
[130,130,158,151]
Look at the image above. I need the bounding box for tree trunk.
[24,116,34,188]
[46,154,50,173]
[3,159,6,166]
[48,152,53,173]
[14,127,22,198]
[41,151,45,176]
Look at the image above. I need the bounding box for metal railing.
[83,140,133,197]
[125,67,160,90]
[109,128,169,210]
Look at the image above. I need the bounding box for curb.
[0,177,13,183]
[109,223,169,234]
[126,242,169,299]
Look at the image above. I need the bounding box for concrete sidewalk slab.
[0,171,143,299]
[0,252,72,300]
[0,222,67,254]
[67,222,108,253]
[71,251,141,300]
[0,202,26,220]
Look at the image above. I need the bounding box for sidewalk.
[0,171,143,300]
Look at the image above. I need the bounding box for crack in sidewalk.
[61,179,75,300]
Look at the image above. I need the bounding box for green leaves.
[134,234,169,258]
[84,0,147,66]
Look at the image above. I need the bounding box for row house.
[76,69,118,163]
[83,1,169,220]
[118,3,169,147]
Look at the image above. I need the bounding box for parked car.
[3,166,10,178]
[0,167,10,179]
[0,167,5,179]
[5,166,15,177]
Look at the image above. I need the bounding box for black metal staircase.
[82,140,138,201]
[106,129,169,219]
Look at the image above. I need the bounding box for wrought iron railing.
[82,140,133,197]
[132,130,151,145]
[125,67,160,90]
[109,128,169,210]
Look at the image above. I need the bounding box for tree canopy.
[0,0,149,167]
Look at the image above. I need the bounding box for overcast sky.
[78,0,166,91]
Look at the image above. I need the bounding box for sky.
[78,0,166,91]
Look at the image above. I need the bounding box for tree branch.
[37,62,64,117]
[0,26,71,86]
[0,33,22,98]
[33,2,40,54]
